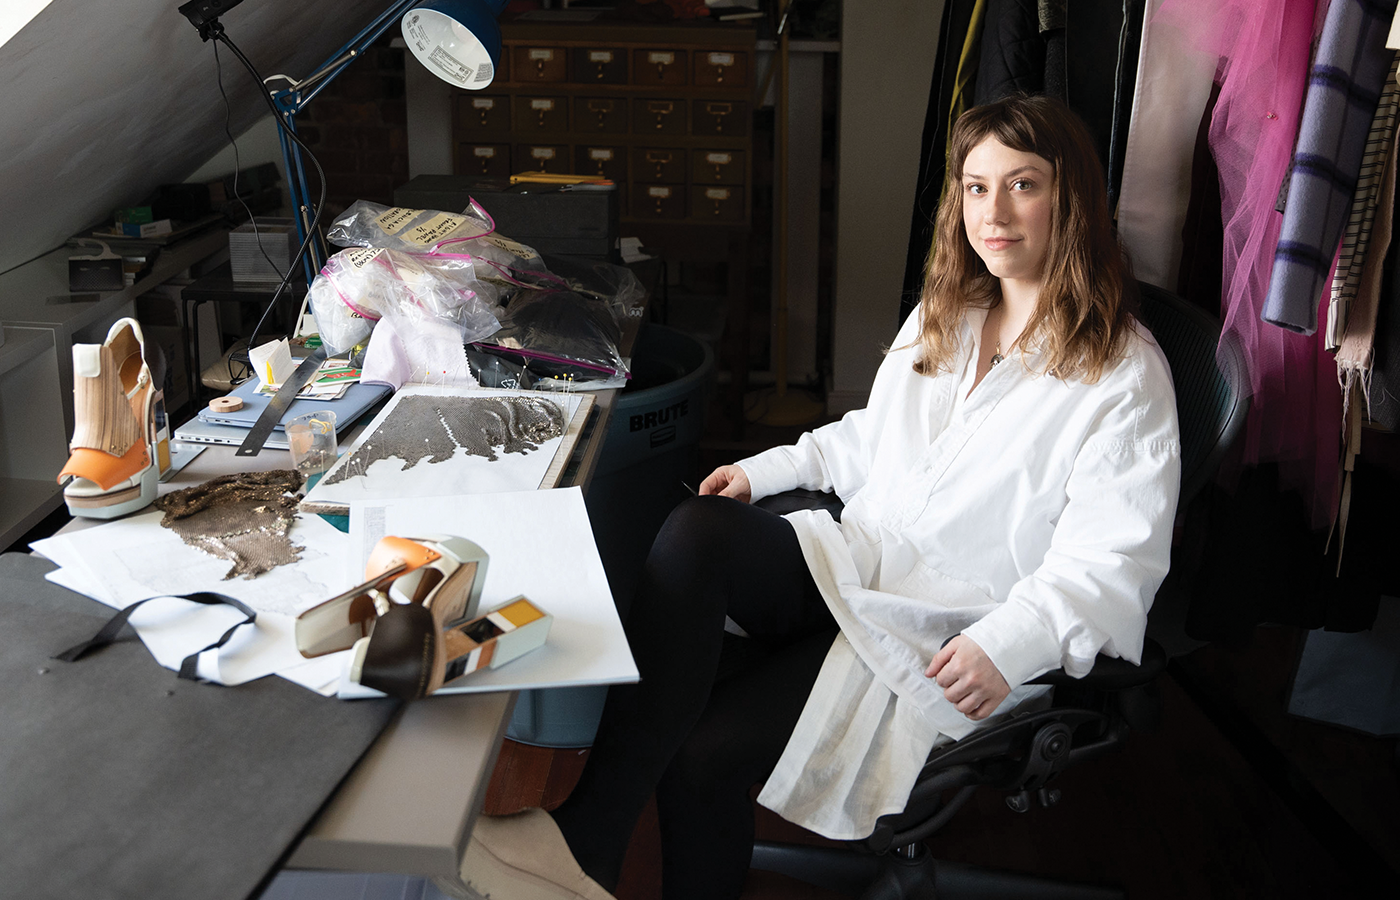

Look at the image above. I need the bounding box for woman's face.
[961,137,1055,291]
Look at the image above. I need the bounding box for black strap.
[53,591,258,682]
[235,346,328,457]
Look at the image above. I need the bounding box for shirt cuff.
[960,600,1064,689]
[735,447,802,502]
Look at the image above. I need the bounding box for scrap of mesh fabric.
[152,470,306,580]
[323,394,565,486]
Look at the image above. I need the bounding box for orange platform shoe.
[58,318,169,519]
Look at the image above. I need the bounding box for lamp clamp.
[177,0,246,41]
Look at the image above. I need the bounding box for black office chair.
[750,284,1249,899]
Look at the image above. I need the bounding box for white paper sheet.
[338,487,638,699]
[300,386,584,510]
[33,512,352,685]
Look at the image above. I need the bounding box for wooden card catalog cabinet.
[513,143,569,174]
[576,97,628,133]
[571,47,628,84]
[515,45,567,81]
[694,51,748,87]
[455,94,510,135]
[634,49,687,86]
[576,145,627,182]
[456,143,511,177]
[454,20,755,228]
[515,96,569,133]
[635,99,686,135]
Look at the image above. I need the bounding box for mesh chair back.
[1134,282,1249,506]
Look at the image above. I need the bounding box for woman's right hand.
[698,465,752,502]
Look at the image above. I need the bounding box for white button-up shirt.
[738,304,1181,839]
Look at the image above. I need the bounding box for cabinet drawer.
[454,93,510,135]
[514,95,570,133]
[692,100,749,137]
[574,97,629,134]
[633,49,688,86]
[635,147,687,183]
[575,145,627,181]
[690,185,745,222]
[633,184,686,220]
[693,50,749,87]
[456,143,511,178]
[513,143,570,174]
[570,47,628,84]
[514,45,567,82]
[634,98,686,135]
[692,149,746,185]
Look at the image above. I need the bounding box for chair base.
[751,841,1124,900]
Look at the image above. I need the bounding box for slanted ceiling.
[0,0,393,277]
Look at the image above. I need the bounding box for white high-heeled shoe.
[58,318,169,519]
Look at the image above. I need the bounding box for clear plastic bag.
[473,287,630,389]
[307,247,501,355]
[327,199,550,275]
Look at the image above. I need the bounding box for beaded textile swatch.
[322,395,565,486]
[152,470,305,579]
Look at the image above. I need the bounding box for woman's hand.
[926,634,1011,721]
[698,465,752,502]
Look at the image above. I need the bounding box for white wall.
[184,114,287,194]
[0,0,391,278]
[829,0,943,414]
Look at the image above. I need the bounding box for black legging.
[551,495,837,900]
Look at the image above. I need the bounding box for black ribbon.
[53,591,258,682]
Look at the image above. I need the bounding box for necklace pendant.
[990,352,1004,367]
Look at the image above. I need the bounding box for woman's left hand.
[926,635,1011,721]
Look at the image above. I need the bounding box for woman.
[463,94,1181,900]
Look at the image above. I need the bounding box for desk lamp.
[177,0,508,455]
[178,0,510,284]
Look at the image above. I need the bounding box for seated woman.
[463,94,1181,900]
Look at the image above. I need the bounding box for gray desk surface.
[52,386,620,891]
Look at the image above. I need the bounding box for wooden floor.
[482,405,1400,899]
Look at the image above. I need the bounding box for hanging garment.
[1066,0,1146,207]
[1263,0,1399,335]
[1159,0,1345,528]
[1327,56,1400,352]
[737,307,1180,838]
[1115,0,1219,290]
[1041,0,1068,101]
[973,0,1044,105]
[1369,220,1400,430]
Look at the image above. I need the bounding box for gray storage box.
[394,175,620,261]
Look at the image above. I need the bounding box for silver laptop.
[174,416,291,450]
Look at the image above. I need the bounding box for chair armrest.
[1027,638,1165,690]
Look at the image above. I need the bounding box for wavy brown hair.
[912,94,1135,383]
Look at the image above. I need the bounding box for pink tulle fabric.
[1157,0,1341,528]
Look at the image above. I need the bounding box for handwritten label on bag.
[482,234,539,260]
[404,212,468,246]
[375,207,419,235]
[343,248,383,270]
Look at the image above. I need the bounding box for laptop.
[174,416,292,450]
[197,374,391,433]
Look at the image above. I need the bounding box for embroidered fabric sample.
[152,470,306,579]
[323,395,565,485]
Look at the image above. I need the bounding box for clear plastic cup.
[286,410,338,476]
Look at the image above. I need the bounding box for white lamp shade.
[401,0,507,90]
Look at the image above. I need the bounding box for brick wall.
[296,33,409,219]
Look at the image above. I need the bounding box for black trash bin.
[507,323,715,747]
